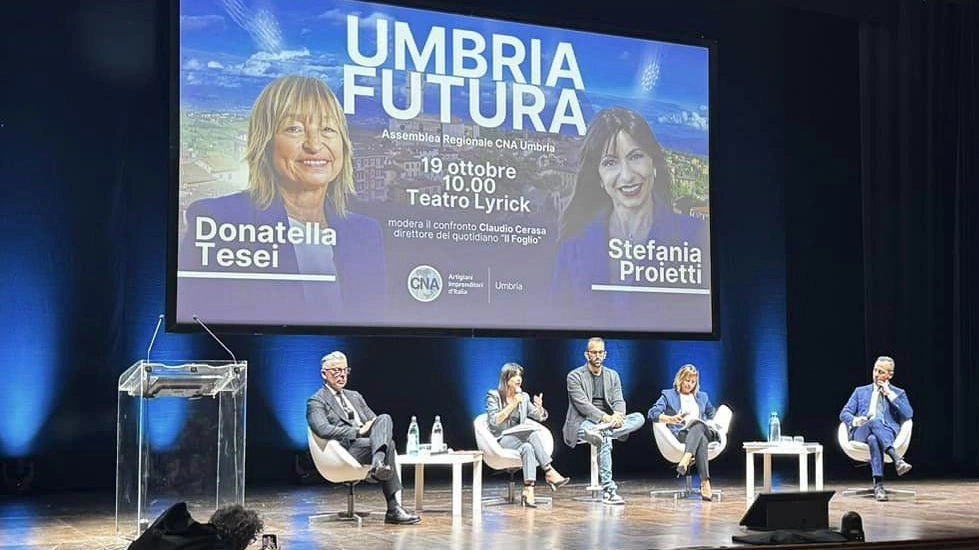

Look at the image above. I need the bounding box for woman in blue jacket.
[648,364,719,500]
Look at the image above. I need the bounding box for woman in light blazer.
[648,364,721,500]
[485,362,570,507]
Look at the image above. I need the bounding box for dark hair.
[210,505,263,550]
[559,107,673,240]
[497,362,524,401]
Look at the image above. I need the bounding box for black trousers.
[677,422,719,481]
[344,413,402,499]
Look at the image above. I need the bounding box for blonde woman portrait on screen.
[179,75,385,325]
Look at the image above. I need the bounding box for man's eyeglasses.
[323,367,351,376]
[586,350,607,356]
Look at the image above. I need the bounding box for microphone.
[192,315,238,365]
[145,314,165,364]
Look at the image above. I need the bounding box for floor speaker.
[739,491,835,530]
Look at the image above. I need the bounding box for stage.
[3,478,979,549]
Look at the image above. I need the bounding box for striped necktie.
[336,391,362,427]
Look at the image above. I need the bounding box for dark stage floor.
[2,478,979,549]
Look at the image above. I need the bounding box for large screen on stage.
[172,0,714,334]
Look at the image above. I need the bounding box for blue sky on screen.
[179,0,708,151]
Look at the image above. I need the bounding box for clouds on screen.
[180,14,226,32]
[221,0,283,53]
[657,108,709,131]
[182,46,346,90]
[318,8,391,28]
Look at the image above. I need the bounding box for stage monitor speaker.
[740,491,835,531]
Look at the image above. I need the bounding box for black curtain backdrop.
[858,0,979,474]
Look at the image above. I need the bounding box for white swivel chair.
[837,420,915,499]
[474,414,554,505]
[650,404,733,501]
[307,428,375,526]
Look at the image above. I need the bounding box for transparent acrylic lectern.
[115,360,247,539]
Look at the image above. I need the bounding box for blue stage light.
[129,307,201,452]
[603,338,636,392]
[145,397,190,451]
[458,338,525,419]
[260,336,342,449]
[561,337,636,399]
[658,340,723,398]
[752,310,787,437]
[0,270,59,457]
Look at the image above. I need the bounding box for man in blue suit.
[839,356,914,501]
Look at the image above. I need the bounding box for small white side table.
[743,441,823,506]
[396,451,483,521]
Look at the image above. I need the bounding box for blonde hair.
[673,364,700,394]
[245,75,355,215]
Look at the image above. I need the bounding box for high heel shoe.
[544,469,570,491]
[700,481,713,501]
[676,453,693,477]
[521,485,537,508]
[546,476,570,491]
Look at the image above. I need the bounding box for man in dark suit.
[839,355,914,501]
[306,351,420,525]
[562,337,646,505]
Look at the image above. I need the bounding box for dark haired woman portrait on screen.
[179,75,385,326]
[550,107,709,329]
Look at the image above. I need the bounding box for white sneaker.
[581,428,604,447]
[602,489,625,505]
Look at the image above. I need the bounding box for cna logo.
[407,265,442,302]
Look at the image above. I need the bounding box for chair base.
[842,487,916,500]
[573,444,604,502]
[482,474,519,506]
[650,476,722,502]
[649,488,723,502]
[309,511,372,527]
[309,481,372,527]
[573,483,604,502]
[482,479,554,506]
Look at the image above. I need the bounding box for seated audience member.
[127,502,263,550]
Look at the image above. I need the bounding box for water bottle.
[768,411,781,442]
[406,416,420,455]
[431,415,444,452]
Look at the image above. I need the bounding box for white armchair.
[651,404,733,500]
[837,420,915,499]
[473,414,554,505]
[307,428,374,526]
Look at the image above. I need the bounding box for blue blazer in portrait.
[839,383,913,436]
[178,191,386,325]
[550,202,710,329]
[647,388,716,438]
